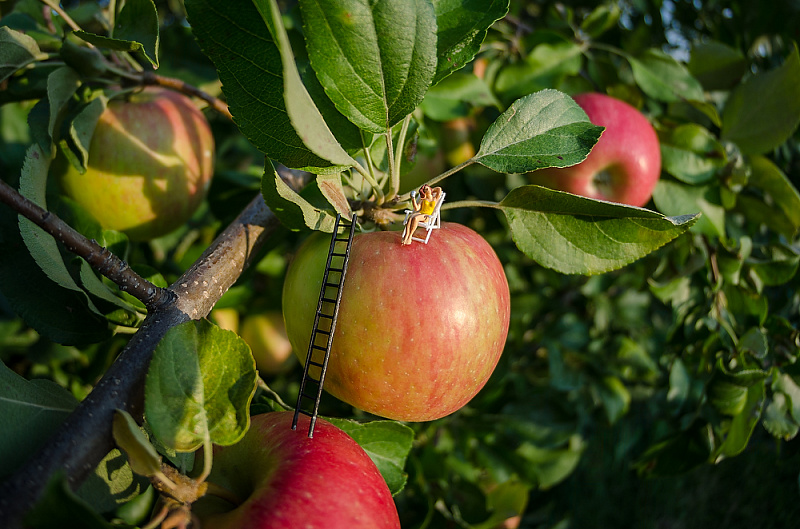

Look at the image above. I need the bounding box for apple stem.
[386,114,413,202]
[141,72,233,121]
[196,438,214,484]
[0,178,177,312]
[440,199,499,210]
[141,505,170,529]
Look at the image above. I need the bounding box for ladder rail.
[292,213,357,437]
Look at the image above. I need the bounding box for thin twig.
[141,72,232,120]
[0,178,175,311]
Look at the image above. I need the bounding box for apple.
[194,412,400,529]
[282,222,510,422]
[528,92,661,207]
[57,87,215,241]
[240,312,293,375]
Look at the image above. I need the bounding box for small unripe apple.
[58,87,215,240]
[283,223,510,422]
[528,92,661,207]
[194,412,400,529]
[240,312,293,375]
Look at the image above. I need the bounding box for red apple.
[194,412,400,529]
[282,222,510,422]
[528,92,661,207]
[240,312,293,375]
[58,87,214,240]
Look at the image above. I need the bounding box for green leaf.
[660,124,726,185]
[58,95,107,174]
[494,41,583,101]
[261,161,338,232]
[688,40,747,91]
[516,436,583,489]
[0,170,111,345]
[420,72,499,121]
[763,393,799,441]
[0,26,47,83]
[75,448,148,514]
[476,89,604,173]
[184,0,338,172]
[75,0,160,68]
[144,319,257,452]
[47,66,80,139]
[254,0,355,170]
[628,48,704,103]
[635,423,712,476]
[715,382,765,459]
[721,45,800,155]
[431,0,509,85]
[0,361,79,479]
[497,185,699,275]
[472,479,530,529]
[652,179,725,238]
[596,375,630,424]
[748,155,800,233]
[112,410,162,478]
[299,0,437,133]
[327,418,414,495]
[580,3,621,38]
[24,472,114,529]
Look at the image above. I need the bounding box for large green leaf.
[0,361,79,479]
[688,40,747,91]
[299,0,437,133]
[184,0,338,172]
[475,89,604,174]
[253,0,355,170]
[24,472,113,529]
[498,185,699,274]
[144,320,257,452]
[261,161,338,232]
[0,26,47,83]
[748,155,800,235]
[721,45,800,155]
[628,48,704,103]
[75,0,160,68]
[327,418,414,496]
[431,0,509,85]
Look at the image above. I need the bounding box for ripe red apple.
[528,92,661,207]
[282,222,510,422]
[58,87,214,240]
[194,412,400,529]
[240,312,293,375]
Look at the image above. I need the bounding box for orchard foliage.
[0,0,798,528]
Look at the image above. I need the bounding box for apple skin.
[58,87,214,240]
[194,412,400,529]
[528,93,661,207]
[240,312,293,375]
[282,223,510,422]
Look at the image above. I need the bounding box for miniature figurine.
[401,185,444,245]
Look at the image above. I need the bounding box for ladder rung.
[315,328,331,335]
[308,360,324,368]
[324,281,340,287]
[297,409,313,417]
[311,344,327,351]
[321,297,337,303]
[300,392,317,401]
[335,237,350,242]
[331,252,347,257]
[318,313,333,319]
[328,267,343,273]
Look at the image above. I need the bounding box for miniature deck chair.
[403,191,446,244]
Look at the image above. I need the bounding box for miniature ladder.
[292,213,357,437]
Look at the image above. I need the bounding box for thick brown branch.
[0,194,280,529]
[0,178,175,311]
[141,72,233,120]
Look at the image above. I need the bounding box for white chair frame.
[403,192,446,244]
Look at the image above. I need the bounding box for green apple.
[283,223,510,422]
[240,312,293,375]
[58,87,215,240]
[194,412,400,529]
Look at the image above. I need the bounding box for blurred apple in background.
[528,92,661,207]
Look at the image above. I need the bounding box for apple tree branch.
[0,194,281,529]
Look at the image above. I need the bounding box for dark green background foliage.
[1,0,800,528]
